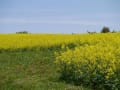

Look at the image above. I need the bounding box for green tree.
[101,27,110,33]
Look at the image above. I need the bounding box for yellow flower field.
[0,33,120,50]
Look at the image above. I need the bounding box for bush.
[101,27,110,33]
[16,31,29,34]
[55,45,120,90]
[112,30,117,33]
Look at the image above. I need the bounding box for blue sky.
[0,0,120,33]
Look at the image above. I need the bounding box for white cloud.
[0,18,104,25]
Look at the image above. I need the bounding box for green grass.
[0,49,90,90]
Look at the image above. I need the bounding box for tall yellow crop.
[55,33,120,90]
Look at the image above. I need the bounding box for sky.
[0,0,120,33]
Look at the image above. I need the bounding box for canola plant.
[55,33,120,90]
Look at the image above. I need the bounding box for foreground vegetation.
[0,49,89,90]
[55,33,120,90]
[0,33,120,90]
